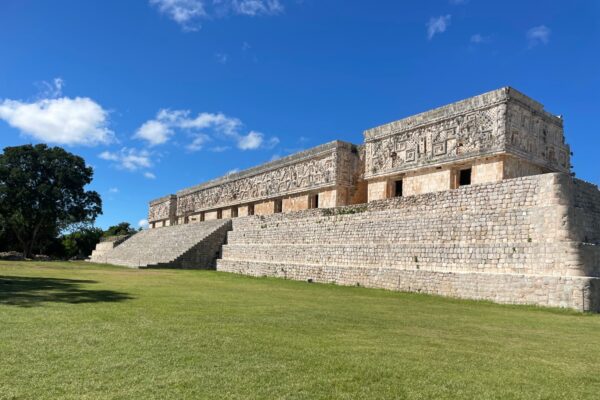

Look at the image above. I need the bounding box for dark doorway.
[309,194,319,209]
[275,199,283,213]
[459,168,472,186]
[394,180,403,197]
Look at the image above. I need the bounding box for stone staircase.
[90,220,232,269]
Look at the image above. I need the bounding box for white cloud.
[527,25,551,47]
[427,15,451,40]
[99,148,152,171]
[108,187,119,194]
[470,33,491,44]
[0,97,114,146]
[143,172,157,179]
[226,168,240,175]
[236,131,279,150]
[237,131,264,150]
[150,0,284,30]
[149,0,206,31]
[138,219,150,229]
[135,109,277,151]
[134,120,173,146]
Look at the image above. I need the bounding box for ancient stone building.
[148,87,571,227]
[93,87,599,311]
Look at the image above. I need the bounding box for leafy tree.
[0,144,102,258]
[103,222,137,237]
[61,227,104,259]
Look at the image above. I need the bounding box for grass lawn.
[1,261,599,399]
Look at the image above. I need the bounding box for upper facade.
[364,87,570,200]
[148,87,571,228]
[149,140,364,228]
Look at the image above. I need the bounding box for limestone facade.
[148,87,571,228]
[363,87,570,201]
[149,140,363,227]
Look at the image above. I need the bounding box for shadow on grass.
[0,276,133,307]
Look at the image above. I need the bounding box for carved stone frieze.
[364,87,570,179]
[174,141,358,216]
[365,104,506,178]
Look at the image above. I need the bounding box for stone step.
[219,243,583,276]
[93,219,231,268]
[215,259,596,311]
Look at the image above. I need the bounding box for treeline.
[0,144,139,260]
[0,222,139,260]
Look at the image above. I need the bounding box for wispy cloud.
[0,86,114,147]
[221,0,284,16]
[134,109,279,151]
[99,148,152,171]
[138,219,150,229]
[449,0,468,5]
[215,53,229,64]
[108,187,119,194]
[187,133,210,151]
[427,15,451,40]
[149,0,207,31]
[143,172,157,179]
[150,0,284,31]
[36,78,65,99]
[209,145,231,152]
[470,33,491,44]
[527,25,551,47]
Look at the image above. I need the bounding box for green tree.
[103,222,137,237]
[0,144,102,258]
[61,227,104,259]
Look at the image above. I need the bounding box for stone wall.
[217,173,600,311]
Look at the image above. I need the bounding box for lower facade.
[217,261,600,312]
[216,172,600,312]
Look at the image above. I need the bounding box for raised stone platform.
[216,173,600,311]
[91,220,232,269]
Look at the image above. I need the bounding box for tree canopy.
[0,144,102,257]
[103,222,138,237]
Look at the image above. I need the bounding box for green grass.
[1,261,599,399]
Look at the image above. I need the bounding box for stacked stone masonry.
[217,173,600,311]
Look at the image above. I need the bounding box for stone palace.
[91,87,600,311]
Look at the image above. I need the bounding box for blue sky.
[0,0,598,229]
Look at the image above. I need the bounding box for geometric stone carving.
[149,141,360,223]
[363,87,570,179]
